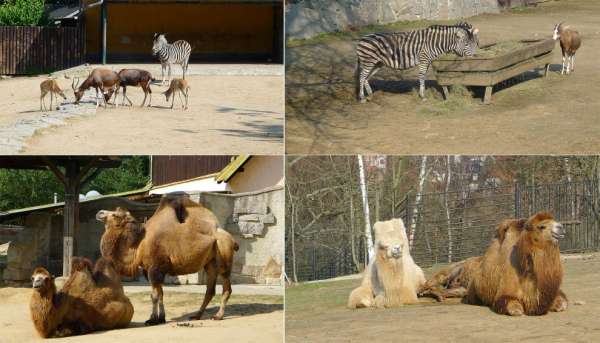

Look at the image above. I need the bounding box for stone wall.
[286,0,535,40]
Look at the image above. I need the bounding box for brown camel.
[29,257,133,338]
[466,212,568,315]
[96,196,239,325]
[418,256,482,302]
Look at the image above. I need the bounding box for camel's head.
[525,212,565,245]
[31,267,53,290]
[374,218,409,259]
[96,207,138,229]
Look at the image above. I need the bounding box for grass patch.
[285,279,358,312]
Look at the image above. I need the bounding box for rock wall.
[286,0,533,40]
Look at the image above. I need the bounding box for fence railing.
[0,25,85,75]
[287,180,600,282]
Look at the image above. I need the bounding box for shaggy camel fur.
[97,196,238,325]
[348,218,425,308]
[29,257,133,338]
[466,212,568,316]
[418,256,482,302]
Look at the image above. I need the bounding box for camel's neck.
[30,286,59,337]
[101,223,145,277]
[517,236,562,307]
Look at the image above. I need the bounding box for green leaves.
[0,0,46,26]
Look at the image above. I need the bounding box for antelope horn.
[71,77,80,91]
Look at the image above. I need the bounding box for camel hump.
[156,194,203,223]
[71,256,94,273]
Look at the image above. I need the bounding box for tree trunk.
[357,155,374,261]
[409,156,429,248]
[445,155,453,263]
[287,187,298,283]
[349,196,361,272]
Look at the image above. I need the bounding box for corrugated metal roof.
[215,155,251,183]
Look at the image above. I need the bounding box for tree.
[0,0,46,26]
[0,157,150,212]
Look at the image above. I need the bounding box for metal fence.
[0,25,85,75]
[287,180,600,281]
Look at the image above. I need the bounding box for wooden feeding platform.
[432,39,555,104]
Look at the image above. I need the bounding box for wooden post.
[483,86,493,105]
[100,2,107,64]
[442,86,450,100]
[62,161,81,277]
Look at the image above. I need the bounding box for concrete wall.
[2,213,54,286]
[196,186,284,285]
[228,156,285,194]
[286,0,534,40]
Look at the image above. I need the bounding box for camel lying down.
[419,213,569,316]
[30,257,133,338]
[97,196,239,325]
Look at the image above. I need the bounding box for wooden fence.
[0,25,84,75]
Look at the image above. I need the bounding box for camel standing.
[96,196,238,325]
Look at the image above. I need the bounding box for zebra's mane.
[427,22,474,32]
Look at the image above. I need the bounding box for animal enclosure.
[432,39,555,104]
[0,26,84,75]
[287,179,600,282]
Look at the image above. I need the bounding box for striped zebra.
[152,33,192,85]
[355,22,479,102]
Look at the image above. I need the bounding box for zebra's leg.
[418,62,430,99]
[168,64,172,85]
[161,63,167,85]
[364,66,381,101]
[358,65,373,103]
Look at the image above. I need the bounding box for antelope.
[40,79,67,111]
[163,78,190,110]
[117,69,153,107]
[71,68,120,108]
[553,22,581,75]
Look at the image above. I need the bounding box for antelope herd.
[38,33,192,111]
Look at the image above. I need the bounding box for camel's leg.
[191,262,217,320]
[494,295,524,316]
[550,289,568,312]
[146,267,166,325]
[213,274,232,320]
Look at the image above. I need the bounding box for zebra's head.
[453,24,479,57]
[152,33,167,55]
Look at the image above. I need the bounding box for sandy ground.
[286,0,600,154]
[285,254,600,343]
[0,283,283,343]
[0,64,283,155]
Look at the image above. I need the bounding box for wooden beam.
[42,157,67,187]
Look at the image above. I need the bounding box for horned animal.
[117,69,154,107]
[71,68,121,108]
[163,78,190,110]
[553,22,581,75]
[40,79,67,111]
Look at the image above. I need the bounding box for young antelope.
[163,78,190,110]
[40,79,67,111]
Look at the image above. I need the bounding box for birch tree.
[357,155,374,260]
[409,156,430,247]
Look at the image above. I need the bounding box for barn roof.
[215,155,251,183]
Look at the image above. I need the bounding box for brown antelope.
[71,68,120,108]
[40,79,67,111]
[117,69,153,107]
[163,78,190,110]
[553,22,582,75]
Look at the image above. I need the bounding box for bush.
[0,0,46,26]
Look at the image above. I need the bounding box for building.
[82,0,283,63]
[0,155,284,286]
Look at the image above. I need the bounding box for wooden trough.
[432,39,555,104]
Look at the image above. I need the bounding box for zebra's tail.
[354,56,361,101]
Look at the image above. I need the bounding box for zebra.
[152,33,192,85]
[355,22,479,102]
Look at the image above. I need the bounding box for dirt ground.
[286,0,600,154]
[0,64,283,154]
[285,254,600,342]
[0,287,283,343]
